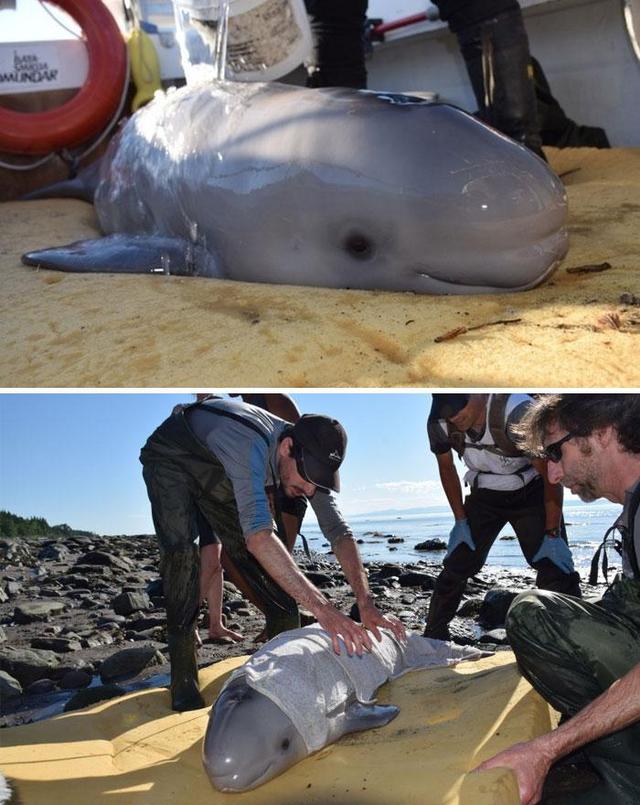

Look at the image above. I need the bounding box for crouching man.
[140,396,405,711]
[477,394,640,804]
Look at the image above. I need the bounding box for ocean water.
[303,500,622,578]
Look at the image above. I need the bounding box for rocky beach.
[0,532,601,729]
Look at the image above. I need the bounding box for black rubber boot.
[456,9,545,159]
[163,544,204,711]
[167,630,204,711]
[530,56,610,149]
[423,572,468,640]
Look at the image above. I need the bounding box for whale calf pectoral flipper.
[341,699,400,735]
[21,234,223,278]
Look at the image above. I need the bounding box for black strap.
[488,394,524,458]
[298,532,312,559]
[624,483,640,580]
[589,525,623,586]
[185,401,294,549]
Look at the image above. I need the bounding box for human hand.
[533,533,575,574]
[358,598,407,644]
[474,739,552,805]
[446,519,475,558]
[314,602,373,657]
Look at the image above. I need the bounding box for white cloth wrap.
[223,624,484,753]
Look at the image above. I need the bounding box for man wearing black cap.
[140,396,405,712]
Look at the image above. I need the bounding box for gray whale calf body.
[23,81,568,294]
[203,624,484,791]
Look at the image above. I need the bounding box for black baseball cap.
[429,394,470,421]
[289,414,347,492]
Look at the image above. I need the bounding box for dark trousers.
[304,0,368,88]
[140,413,299,708]
[507,580,640,803]
[425,477,581,639]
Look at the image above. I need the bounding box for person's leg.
[437,1,544,157]
[196,507,243,641]
[141,460,203,711]
[304,0,368,88]
[200,543,243,641]
[508,480,582,597]
[197,495,300,639]
[507,589,640,803]
[424,487,505,639]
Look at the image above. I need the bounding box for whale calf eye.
[281,738,290,750]
[344,232,374,260]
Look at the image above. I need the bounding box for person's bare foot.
[208,625,243,642]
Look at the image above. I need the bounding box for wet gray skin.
[22,81,568,294]
[203,677,308,792]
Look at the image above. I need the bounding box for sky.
[0,392,449,534]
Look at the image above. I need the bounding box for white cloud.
[374,480,442,495]
[339,479,447,515]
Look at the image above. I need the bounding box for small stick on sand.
[434,318,522,343]
[566,262,612,274]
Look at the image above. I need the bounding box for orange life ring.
[0,0,127,155]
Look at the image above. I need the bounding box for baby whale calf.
[22,80,568,294]
[203,624,485,791]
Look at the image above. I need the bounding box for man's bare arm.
[476,661,640,805]
[436,451,466,520]
[532,457,563,531]
[332,533,406,643]
[246,528,373,656]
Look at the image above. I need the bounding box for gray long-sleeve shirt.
[186,397,351,546]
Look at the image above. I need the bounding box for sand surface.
[1,147,639,388]
[0,651,554,805]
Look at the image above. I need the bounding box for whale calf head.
[190,87,569,294]
[203,677,307,792]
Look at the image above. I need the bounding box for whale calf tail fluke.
[20,158,103,203]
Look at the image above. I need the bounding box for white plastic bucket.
[173,0,312,82]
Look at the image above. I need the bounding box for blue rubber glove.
[446,519,475,558]
[533,533,575,574]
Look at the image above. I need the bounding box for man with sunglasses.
[477,394,640,804]
[424,393,581,641]
[140,396,405,712]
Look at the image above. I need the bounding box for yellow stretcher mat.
[0,652,555,805]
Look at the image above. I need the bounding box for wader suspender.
[626,484,640,580]
[187,402,312,558]
[589,485,640,585]
[449,395,531,488]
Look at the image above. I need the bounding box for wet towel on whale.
[223,624,486,753]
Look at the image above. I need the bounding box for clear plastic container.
[173,0,312,83]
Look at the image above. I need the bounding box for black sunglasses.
[543,432,576,463]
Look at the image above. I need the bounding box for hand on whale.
[22,81,568,295]
[203,624,488,791]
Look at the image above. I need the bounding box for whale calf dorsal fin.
[21,234,222,277]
